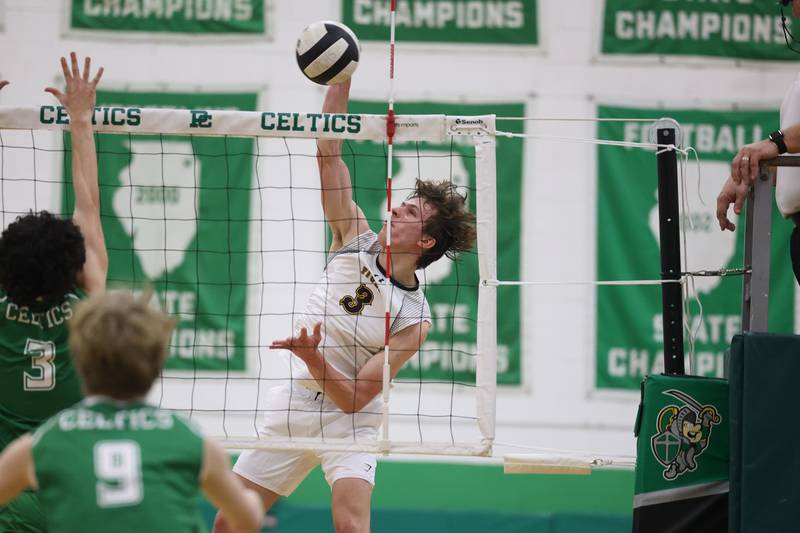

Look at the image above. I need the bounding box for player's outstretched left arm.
[45,53,108,294]
[0,80,8,91]
[0,435,37,505]
[272,321,430,413]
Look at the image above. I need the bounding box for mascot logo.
[650,389,721,480]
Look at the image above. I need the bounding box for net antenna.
[380,0,398,454]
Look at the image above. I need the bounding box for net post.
[473,117,497,453]
[741,161,775,333]
[656,128,684,375]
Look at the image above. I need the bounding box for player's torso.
[297,233,429,380]
[32,400,204,533]
[312,250,388,362]
[0,290,84,447]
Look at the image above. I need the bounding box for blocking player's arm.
[0,435,37,505]
[45,53,108,294]
[200,437,264,533]
[315,80,370,252]
[276,321,430,414]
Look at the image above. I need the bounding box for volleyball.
[296,21,360,85]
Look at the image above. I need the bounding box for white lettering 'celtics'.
[354,0,525,29]
[293,231,432,399]
[81,0,254,21]
[56,405,174,432]
[613,10,785,45]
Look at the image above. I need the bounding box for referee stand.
[728,157,800,533]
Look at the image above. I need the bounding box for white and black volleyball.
[296,21,360,85]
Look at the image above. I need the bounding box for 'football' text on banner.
[69,0,266,36]
[602,0,797,61]
[62,90,257,372]
[596,105,795,391]
[343,0,538,45]
[348,100,523,385]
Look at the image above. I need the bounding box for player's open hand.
[270,322,322,361]
[0,81,8,91]
[45,52,104,123]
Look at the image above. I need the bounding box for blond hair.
[69,291,175,400]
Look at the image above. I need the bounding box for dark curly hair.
[0,211,86,307]
[412,180,477,269]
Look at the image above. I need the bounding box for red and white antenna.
[380,0,397,451]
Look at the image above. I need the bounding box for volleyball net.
[0,105,498,457]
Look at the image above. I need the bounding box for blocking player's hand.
[45,52,103,123]
[270,322,322,362]
[0,81,8,91]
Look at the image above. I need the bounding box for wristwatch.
[769,129,788,154]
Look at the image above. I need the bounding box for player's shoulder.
[329,230,380,259]
[30,405,74,449]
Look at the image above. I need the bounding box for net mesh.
[0,107,496,456]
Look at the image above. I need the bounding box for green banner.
[62,90,256,371]
[343,0,537,45]
[69,0,265,35]
[634,375,728,505]
[596,105,795,391]
[347,100,522,384]
[602,0,797,61]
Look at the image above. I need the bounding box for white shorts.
[233,384,380,496]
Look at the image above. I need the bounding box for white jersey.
[292,231,432,394]
[776,71,800,217]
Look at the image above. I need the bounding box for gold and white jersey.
[292,231,432,393]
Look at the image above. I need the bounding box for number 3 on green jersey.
[23,339,56,391]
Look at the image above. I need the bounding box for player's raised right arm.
[201,438,264,533]
[316,80,369,252]
[45,53,108,294]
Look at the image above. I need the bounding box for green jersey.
[0,289,85,450]
[32,399,205,533]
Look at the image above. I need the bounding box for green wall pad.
[730,333,800,533]
[633,373,729,532]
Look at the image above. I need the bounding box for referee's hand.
[731,139,778,186]
[716,176,749,232]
